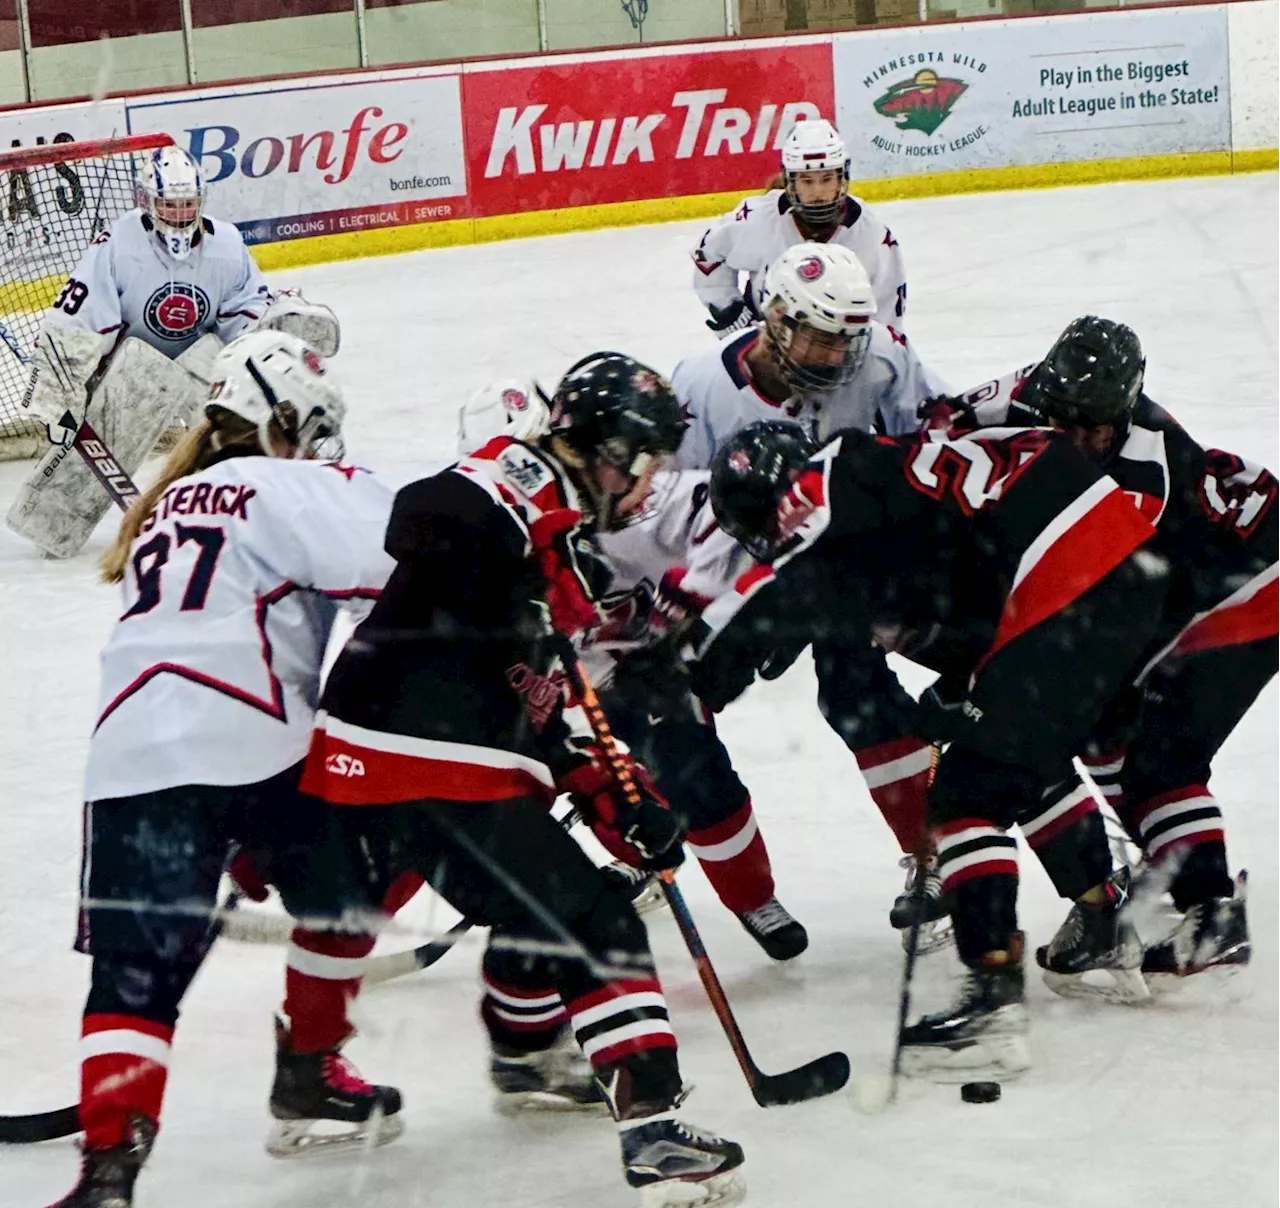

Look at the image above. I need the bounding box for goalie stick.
[0,323,141,514]
[558,641,850,1108]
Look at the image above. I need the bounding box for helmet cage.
[765,301,872,392]
[784,165,849,234]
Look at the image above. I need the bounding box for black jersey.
[691,426,1160,709]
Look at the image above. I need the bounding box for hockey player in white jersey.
[458,380,809,960]
[9,143,340,559]
[674,245,954,942]
[675,241,946,470]
[691,119,907,334]
[49,332,401,1208]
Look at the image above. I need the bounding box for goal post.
[0,133,175,460]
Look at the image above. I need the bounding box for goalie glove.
[559,749,685,872]
[20,324,104,447]
[256,288,341,356]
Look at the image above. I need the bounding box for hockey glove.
[226,847,271,903]
[560,753,686,873]
[705,297,753,333]
[913,680,975,744]
[529,508,606,636]
[916,395,976,434]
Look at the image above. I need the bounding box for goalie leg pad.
[5,338,204,558]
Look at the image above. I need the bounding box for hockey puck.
[960,1081,1001,1104]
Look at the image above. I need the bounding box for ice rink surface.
[1,172,1276,1208]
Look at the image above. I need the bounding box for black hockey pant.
[927,550,1167,965]
[74,764,368,1149]
[334,796,681,1100]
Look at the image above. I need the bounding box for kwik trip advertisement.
[833,5,1231,177]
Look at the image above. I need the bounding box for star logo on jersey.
[143,282,211,341]
[873,70,967,136]
[796,255,826,282]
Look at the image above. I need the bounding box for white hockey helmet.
[759,243,876,392]
[206,330,346,460]
[135,145,206,261]
[457,378,552,455]
[779,119,849,234]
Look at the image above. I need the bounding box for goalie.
[6,143,341,558]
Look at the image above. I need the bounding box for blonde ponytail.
[100,411,260,584]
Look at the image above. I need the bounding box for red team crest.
[143,282,211,341]
[502,387,530,412]
[796,255,826,282]
[302,348,327,375]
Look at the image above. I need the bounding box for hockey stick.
[559,643,850,1107]
[73,419,141,511]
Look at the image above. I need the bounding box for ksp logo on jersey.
[144,282,211,341]
[325,753,365,777]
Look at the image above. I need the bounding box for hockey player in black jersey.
[302,353,745,1207]
[995,317,1276,991]
[684,417,1169,1079]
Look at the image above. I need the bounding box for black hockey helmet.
[709,420,817,563]
[549,352,687,472]
[1024,316,1145,429]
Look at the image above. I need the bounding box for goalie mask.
[780,119,849,236]
[206,331,346,460]
[548,352,687,530]
[709,420,817,563]
[760,243,876,393]
[136,145,207,261]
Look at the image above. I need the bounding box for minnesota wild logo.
[873,70,968,136]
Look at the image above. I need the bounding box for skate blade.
[493,1089,606,1115]
[1144,954,1250,1001]
[900,1033,1031,1084]
[265,1111,404,1159]
[1042,965,1150,1005]
[638,1168,746,1208]
[900,920,955,955]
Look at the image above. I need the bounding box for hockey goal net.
[0,133,174,460]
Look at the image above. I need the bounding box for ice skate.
[1142,870,1250,992]
[1036,870,1149,1004]
[599,1066,745,1208]
[490,1024,605,1113]
[267,1019,403,1158]
[46,1115,155,1208]
[602,859,668,914]
[737,896,809,961]
[899,941,1031,1083]
[889,854,954,954]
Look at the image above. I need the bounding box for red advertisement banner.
[463,42,837,219]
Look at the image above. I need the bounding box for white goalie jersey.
[84,458,395,802]
[43,209,270,360]
[671,323,946,471]
[691,190,908,329]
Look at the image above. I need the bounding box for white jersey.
[84,458,396,801]
[44,209,269,360]
[582,470,748,688]
[692,190,907,329]
[671,323,947,470]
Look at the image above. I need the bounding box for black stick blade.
[0,1105,80,1144]
[752,1050,851,1107]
